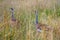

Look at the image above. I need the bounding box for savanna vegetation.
[0,0,60,40]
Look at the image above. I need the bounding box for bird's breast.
[10,20,17,27]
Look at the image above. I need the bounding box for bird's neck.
[11,13,15,18]
[11,12,16,21]
[36,10,38,24]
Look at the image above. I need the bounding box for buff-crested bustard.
[10,8,20,29]
[35,10,53,40]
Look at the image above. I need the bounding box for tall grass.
[0,7,60,40]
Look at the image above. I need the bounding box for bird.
[10,8,20,29]
[35,10,53,40]
[35,10,53,32]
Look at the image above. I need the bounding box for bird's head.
[10,8,14,11]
